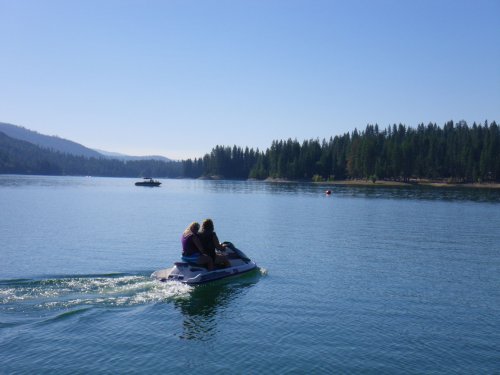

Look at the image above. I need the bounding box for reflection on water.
[0,270,262,342]
[191,179,500,202]
[0,175,103,188]
[334,184,500,202]
[172,270,262,341]
[1,175,498,202]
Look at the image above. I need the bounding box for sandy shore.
[318,179,500,189]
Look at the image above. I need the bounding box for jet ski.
[151,242,257,285]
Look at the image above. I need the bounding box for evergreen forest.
[185,121,500,183]
[1,120,499,183]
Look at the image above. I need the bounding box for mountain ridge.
[0,122,171,161]
[0,130,181,176]
[93,149,171,162]
[0,122,102,158]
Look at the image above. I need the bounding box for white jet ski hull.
[152,260,257,284]
[151,243,257,285]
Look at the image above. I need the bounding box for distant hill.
[0,131,64,174]
[93,149,171,162]
[0,122,171,161]
[0,122,103,158]
[0,130,182,177]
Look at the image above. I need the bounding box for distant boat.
[135,177,161,187]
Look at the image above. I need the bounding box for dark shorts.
[182,253,201,262]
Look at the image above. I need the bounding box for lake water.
[1,175,499,374]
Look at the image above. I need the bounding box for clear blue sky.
[1,0,499,160]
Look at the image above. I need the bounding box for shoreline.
[2,174,499,189]
[262,177,500,189]
[317,179,500,189]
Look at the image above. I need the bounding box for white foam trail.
[1,275,193,308]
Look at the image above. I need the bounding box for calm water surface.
[1,176,499,374]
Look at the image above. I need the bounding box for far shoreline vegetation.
[1,120,499,189]
[277,177,500,189]
[202,175,500,189]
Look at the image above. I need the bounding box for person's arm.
[212,233,227,251]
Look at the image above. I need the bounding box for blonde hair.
[183,222,200,237]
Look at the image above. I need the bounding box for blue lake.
[1,175,499,374]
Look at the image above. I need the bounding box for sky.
[1,0,499,160]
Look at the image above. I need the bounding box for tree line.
[0,132,182,177]
[1,120,499,182]
[184,121,500,183]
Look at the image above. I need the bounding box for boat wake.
[0,273,192,311]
